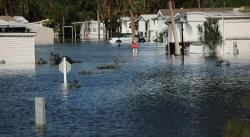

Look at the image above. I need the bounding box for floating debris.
[68,80,81,89]
[97,64,117,69]
[37,58,48,65]
[0,60,6,64]
[79,70,92,75]
[96,57,124,69]
[216,58,231,67]
[216,59,224,66]
[113,57,119,65]
[225,60,231,67]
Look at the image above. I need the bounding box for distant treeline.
[0,0,250,26]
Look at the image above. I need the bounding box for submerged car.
[109,33,136,44]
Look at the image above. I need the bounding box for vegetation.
[224,92,250,137]
[225,118,250,137]
[97,64,117,69]
[0,0,249,37]
[68,80,81,89]
[198,18,222,56]
[1,0,250,27]
[37,58,48,65]
[79,70,92,75]
[50,52,82,65]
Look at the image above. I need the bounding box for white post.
[222,18,225,57]
[35,97,46,127]
[74,25,77,42]
[62,26,65,43]
[63,57,67,86]
[71,26,74,43]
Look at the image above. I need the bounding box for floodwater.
[1,41,250,137]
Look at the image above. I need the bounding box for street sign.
[59,58,71,73]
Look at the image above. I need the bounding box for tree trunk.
[4,0,8,15]
[168,0,180,56]
[129,0,135,42]
[97,0,100,41]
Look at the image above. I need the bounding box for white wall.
[29,26,54,44]
[0,33,36,64]
[168,13,208,44]
[138,20,146,32]
[157,19,168,34]
[219,19,250,40]
[218,40,250,60]
[148,20,158,42]
[121,21,131,34]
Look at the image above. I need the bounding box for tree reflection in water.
[225,92,250,137]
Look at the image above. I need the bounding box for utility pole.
[168,0,180,56]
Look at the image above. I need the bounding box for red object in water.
[131,41,138,49]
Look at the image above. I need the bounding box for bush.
[50,52,82,65]
[198,18,222,56]
[97,64,117,69]
[37,58,48,65]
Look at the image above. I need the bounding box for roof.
[158,8,234,17]
[139,14,157,20]
[207,10,250,17]
[165,9,250,24]
[0,16,27,28]
[0,16,17,22]
[120,17,131,21]
[13,16,28,23]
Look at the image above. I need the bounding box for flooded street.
[1,42,250,137]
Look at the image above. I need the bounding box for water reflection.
[35,127,46,137]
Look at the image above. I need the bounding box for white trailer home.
[0,16,36,66]
[136,14,158,42]
[27,23,54,45]
[165,8,250,57]
[13,16,54,45]
[80,21,106,40]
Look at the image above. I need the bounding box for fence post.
[35,97,46,127]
